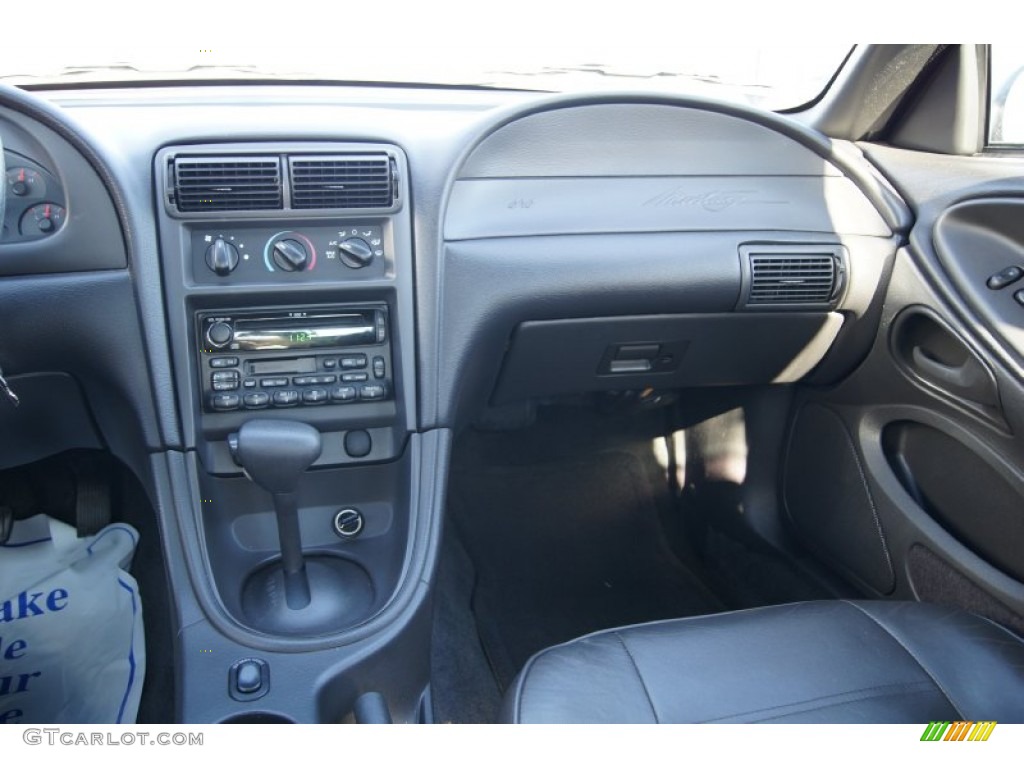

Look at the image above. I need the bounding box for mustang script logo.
[642,188,754,212]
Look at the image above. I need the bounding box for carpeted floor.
[429,404,834,723]
[449,451,723,692]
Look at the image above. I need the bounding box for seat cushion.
[501,600,1024,723]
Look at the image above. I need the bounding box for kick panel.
[784,403,896,595]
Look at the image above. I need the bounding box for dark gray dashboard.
[0,82,909,723]
[1,86,908,444]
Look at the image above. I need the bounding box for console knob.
[338,237,373,269]
[272,239,309,272]
[205,237,239,276]
[206,321,234,349]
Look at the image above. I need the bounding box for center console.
[154,142,430,722]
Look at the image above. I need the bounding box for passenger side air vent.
[172,156,283,212]
[741,245,846,309]
[289,155,395,210]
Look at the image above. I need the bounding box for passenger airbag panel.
[446,176,891,240]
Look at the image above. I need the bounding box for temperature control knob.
[338,237,374,269]
[272,239,309,272]
[206,238,239,276]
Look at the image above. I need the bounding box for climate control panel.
[190,223,388,284]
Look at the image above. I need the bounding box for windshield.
[0,46,852,111]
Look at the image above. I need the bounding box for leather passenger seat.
[500,601,1024,723]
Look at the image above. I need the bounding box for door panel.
[934,199,1024,361]
[783,146,1024,626]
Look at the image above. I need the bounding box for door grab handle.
[910,346,996,406]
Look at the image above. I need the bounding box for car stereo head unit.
[201,308,386,352]
[196,306,393,412]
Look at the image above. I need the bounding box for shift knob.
[234,419,322,494]
[231,419,375,632]
[233,419,322,611]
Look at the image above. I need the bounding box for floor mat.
[451,451,723,691]
[430,532,502,724]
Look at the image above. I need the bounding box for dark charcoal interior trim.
[7,48,1022,724]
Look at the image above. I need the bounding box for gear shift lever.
[235,419,321,609]
[230,419,374,635]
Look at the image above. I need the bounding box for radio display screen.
[232,315,374,350]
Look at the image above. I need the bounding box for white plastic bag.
[0,515,145,724]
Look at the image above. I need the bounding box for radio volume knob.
[206,321,234,349]
[338,238,373,269]
[205,238,240,276]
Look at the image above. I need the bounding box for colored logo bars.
[920,721,997,742]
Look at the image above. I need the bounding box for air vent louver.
[172,156,282,212]
[746,252,840,306]
[289,155,394,210]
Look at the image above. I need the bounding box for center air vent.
[741,245,846,309]
[172,156,283,213]
[289,155,395,210]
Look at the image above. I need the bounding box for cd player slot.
[233,316,373,351]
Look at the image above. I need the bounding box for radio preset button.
[312,375,336,385]
[272,390,300,406]
[211,394,241,411]
[330,386,357,402]
[359,384,386,401]
[323,359,337,370]
[260,378,289,388]
[243,392,270,409]
[243,379,257,389]
[303,389,328,404]
[340,355,368,370]
[210,357,240,368]
[342,372,369,383]
[372,356,386,379]
[292,376,314,386]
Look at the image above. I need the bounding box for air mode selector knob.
[206,321,234,349]
[205,237,240,276]
[338,238,374,269]
[272,239,309,272]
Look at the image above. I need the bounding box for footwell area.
[0,450,175,724]
[430,403,834,723]
[451,452,722,691]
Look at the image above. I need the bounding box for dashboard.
[0,82,908,722]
